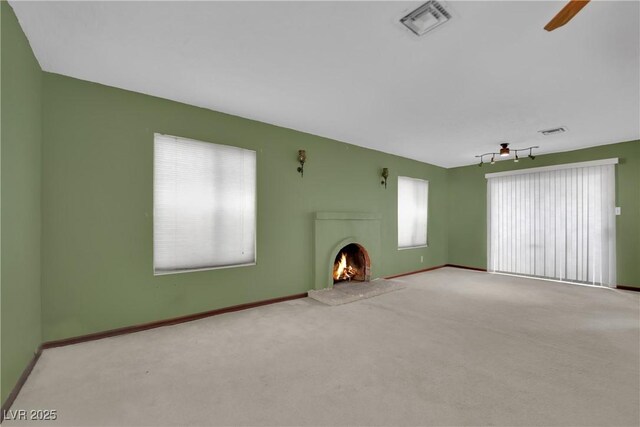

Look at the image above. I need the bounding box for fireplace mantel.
[314,212,382,290]
[315,212,382,221]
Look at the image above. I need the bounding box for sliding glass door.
[487,159,617,287]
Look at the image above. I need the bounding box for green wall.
[448,140,640,287]
[0,2,43,402]
[41,73,448,341]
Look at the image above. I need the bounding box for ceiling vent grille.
[539,127,567,136]
[400,1,451,37]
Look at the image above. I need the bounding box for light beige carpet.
[307,278,405,305]
[6,267,639,426]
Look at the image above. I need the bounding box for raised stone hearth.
[308,278,405,306]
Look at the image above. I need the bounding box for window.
[487,159,617,287]
[397,176,429,249]
[153,134,256,274]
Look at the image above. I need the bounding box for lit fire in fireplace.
[334,252,357,281]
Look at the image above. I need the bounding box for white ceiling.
[10,1,640,167]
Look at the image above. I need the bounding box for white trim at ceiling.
[484,158,619,179]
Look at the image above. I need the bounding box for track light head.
[529,154,535,160]
[490,155,495,165]
[514,154,519,163]
[499,143,510,157]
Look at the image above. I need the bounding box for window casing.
[397,176,429,249]
[153,134,256,275]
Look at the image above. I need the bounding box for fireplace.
[332,243,371,284]
[314,212,380,290]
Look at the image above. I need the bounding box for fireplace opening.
[333,243,371,284]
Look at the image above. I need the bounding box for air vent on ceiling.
[539,127,567,136]
[400,1,451,37]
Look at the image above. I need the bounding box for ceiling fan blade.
[544,0,590,32]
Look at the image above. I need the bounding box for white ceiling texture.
[10,1,640,167]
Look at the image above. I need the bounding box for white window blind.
[398,176,429,249]
[487,160,617,287]
[154,134,256,274]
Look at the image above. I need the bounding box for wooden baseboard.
[1,347,42,422]
[617,285,640,292]
[385,263,488,279]
[2,292,307,415]
[35,264,490,349]
[0,263,489,415]
[4,263,629,417]
[445,264,487,272]
[385,264,447,279]
[42,292,308,350]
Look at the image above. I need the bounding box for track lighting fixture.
[476,144,539,166]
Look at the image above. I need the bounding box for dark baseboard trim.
[445,264,487,272]
[42,292,307,350]
[31,264,491,349]
[385,264,488,279]
[617,285,640,292]
[2,292,307,415]
[385,264,447,279]
[1,346,42,423]
[1,263,489,416]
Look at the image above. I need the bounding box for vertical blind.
[398,176,429,249]
[154,134,256,274]
[487,160,617,287]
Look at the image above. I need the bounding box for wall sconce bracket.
[381,168,389,188]
[297,150,306,177]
